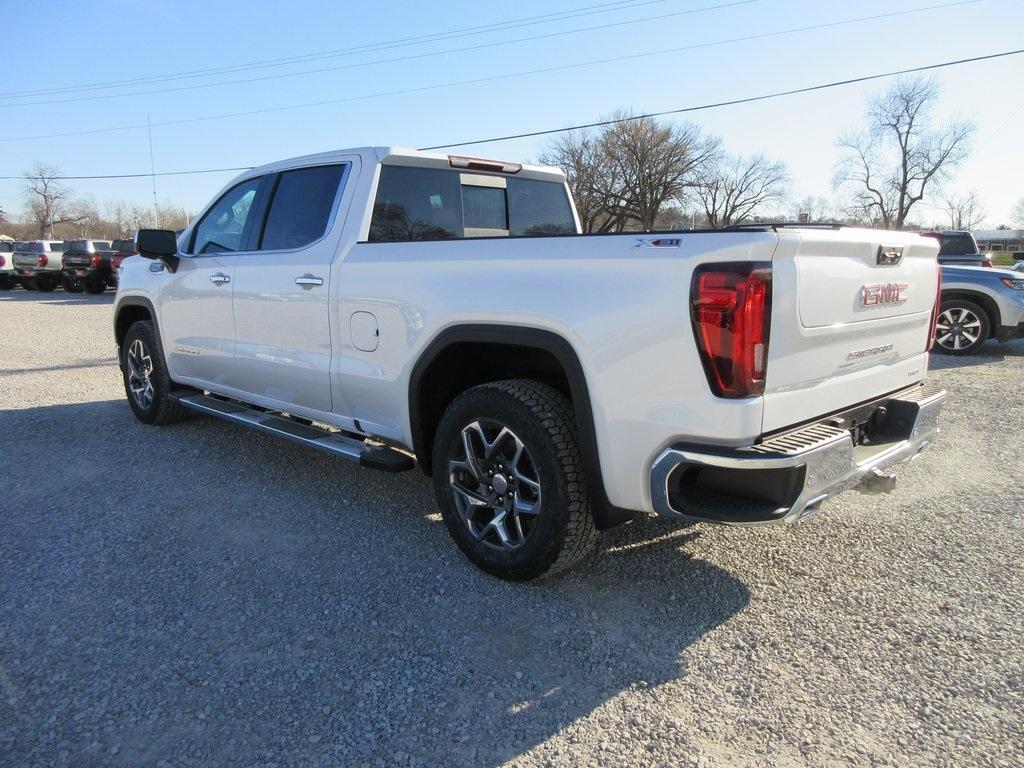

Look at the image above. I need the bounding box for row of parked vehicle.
[0,238,138,293]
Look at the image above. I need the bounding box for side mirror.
[135,229,180,272]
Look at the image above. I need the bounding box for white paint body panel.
[114,147,940,515]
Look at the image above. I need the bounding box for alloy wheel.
[126,338,155,409]
[447,420,542,551]
[936,307,982,351]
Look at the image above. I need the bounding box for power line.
[0,168,251,181]
[0,0,756,107]
[0,0,673,100]
[0,2,981,143]
[1,48,1020,181]
[421,49,1024,149]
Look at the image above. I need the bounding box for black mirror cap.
[135,229,178,258]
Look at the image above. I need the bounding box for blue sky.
[2,0,1022,226]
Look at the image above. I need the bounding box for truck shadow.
[1,400,748,767]
[929,338,1024,369]
[0,290,116,306]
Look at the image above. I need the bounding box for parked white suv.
[113,147,946,580]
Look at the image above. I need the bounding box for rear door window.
[259,164,345,251]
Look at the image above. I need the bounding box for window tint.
[368,165,576,242]
[462,185,507,231]
[937,233,978,256]
[507,177,575,236]
[260,165,344,251]
[369,165,460,242]
[189,177,261,255]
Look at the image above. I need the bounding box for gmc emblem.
[861,282,909,306]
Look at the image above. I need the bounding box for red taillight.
[928,263,942,351]
[37,254,48,267]
[0,255,5,267]
[91,254,102,268]
[691,263,772,398]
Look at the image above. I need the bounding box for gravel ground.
[0,289,1021,768]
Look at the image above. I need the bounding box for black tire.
[62,276,84,293]
[431,379,598,581]
[934,298,990,355]
[22,279,38,291]
[83,279,106,294]
[34,277,57,293]
[120,320,192,425]
[0,275,14,290]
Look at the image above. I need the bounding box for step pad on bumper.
[177,394,415,473]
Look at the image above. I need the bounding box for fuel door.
[350,311,379,352]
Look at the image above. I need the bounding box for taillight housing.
[37,254,48,267]
[0,255,5,267]
[691,263,772,398]
[928,263,942,351]
[90,254,102,269]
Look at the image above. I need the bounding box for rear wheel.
[120,320,192,425]
[431,380,597,581]
[0,275,14,290]
[63,276,84,293]
[83,279,106,294]
[22,279,38,291]
[34,277,57,293]
[935,298,990,355]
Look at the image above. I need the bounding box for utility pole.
[147,114,159,228]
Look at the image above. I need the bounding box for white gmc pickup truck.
[114,147,946,580]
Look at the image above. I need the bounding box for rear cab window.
[368,165,575,242]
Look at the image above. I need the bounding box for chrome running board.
[177,394,415,473]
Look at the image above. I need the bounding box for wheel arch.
[114,296,160,355]
[409,324,636,529]
[940,289,1000,338]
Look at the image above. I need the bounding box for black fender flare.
[409,324,637,529]
[113,296,160,367]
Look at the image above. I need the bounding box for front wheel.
[935,299,990,355]
[120,321,192,425]
[431,380,597,581]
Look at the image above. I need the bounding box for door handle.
[294,275,324,287]
[209,273,231,284]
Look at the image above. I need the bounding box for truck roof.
[242,146,567,184]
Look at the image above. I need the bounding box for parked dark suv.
[60,239,115,293]
[921,231,992,267]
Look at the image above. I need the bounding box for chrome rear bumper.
[650,382,946,525]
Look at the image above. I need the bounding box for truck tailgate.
[762,228,939,433]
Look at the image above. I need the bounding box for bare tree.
[600,114,720,231]
[834,77,974,229]
[540,114,719,232]
[23,163,76,238]
[794,194,842,223]
[1012,197,1024,228]
[942,191,986,230]
[538,130,620,233]
[691,153,789,229]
